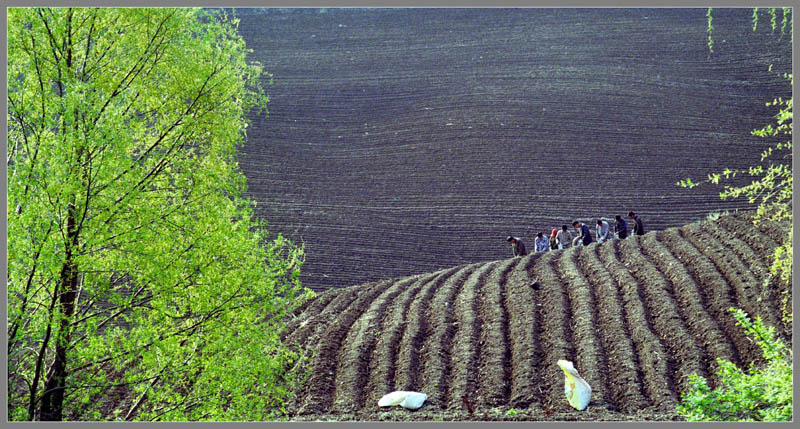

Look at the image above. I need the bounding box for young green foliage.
[677,309,792,421]
[706,8,714,53]
[7,7,314,421]
[681,8,792,322]
[677,9,793,422]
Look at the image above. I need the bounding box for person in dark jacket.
[572,221,593,246]
[628,212,644,236]
[507,236,528,256]
[615,215,628,239]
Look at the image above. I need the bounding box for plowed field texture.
[234,8,791,293]
[283,213,791,421]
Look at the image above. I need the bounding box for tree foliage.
[678,309,792,421]
[679,7,792,319]
[7,7,313,421]
[677,8,792,422]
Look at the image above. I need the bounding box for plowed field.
[234,8,792,292]
[283,213,790,421]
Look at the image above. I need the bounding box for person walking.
[615,215,628,239]
[535,232,550,253]
[556,225,572,249]
[628,212,645,236]
[507,235,528,256]
[572,221,593,246]
[596,219,612,243]
[550,229,560,250]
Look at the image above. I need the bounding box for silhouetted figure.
[572,221,593,246]
[628,211,645,236]
[507,235,528,256]
[615,215,628,239]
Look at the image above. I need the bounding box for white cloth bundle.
[377,391,428,410]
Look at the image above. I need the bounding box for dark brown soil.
[283,214,788,421]
[233,8,792,293]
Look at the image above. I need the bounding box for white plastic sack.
[378,391,427,410]
[557,359,591,411]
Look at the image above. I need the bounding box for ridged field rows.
[715,215,778,266]
[555,247,607,406]
[640,233,739,386]
[597,240,677,409]
[331,275,419,412]
[704,222,770,291]
[416,263,476,409]
[617,236,706,396]
[297,280,395,414]
[285,214,789,418]
[475,257,522,407]
[715,215,791,338]
[394,267,463,397]
[445,262,497,410]
[531,252,575,409]
[680,223,785,342]
[282,287,348,342]
[657,228,761,366]
[576,245,648,412]
[362,271,446,409]
[286,285,361,349]
[747,214,791,245]
[503,254,543,408]
[703,221,788,338]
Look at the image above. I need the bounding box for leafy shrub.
[677,308,792,421]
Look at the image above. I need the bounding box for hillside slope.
[283,213,790,421]
[235,8,792,292]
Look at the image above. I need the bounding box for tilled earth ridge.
[234,8,792,292]
[283,213,791,421]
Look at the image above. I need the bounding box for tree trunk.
[39,202,80,421]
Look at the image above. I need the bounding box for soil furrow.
[704,221,770,287]
[394,266,462,394]
[714,215,791,338]
[617,236,706,397]
[297,280,394,414]
[657,228,763,366]
[680,223,785,341]
[576,245,649,412]
[446,262,496,410]
[598,240,677,409]
[282,288,346,342]
[475,257,520,407]
[739,212,790,245]
[532,252,574,409]
[704,221,789,339]
[331,276,419,412]
[504,254,543,408]
[715,215,777,266]
[641,232,739,386]
[286,285,362,349]
[555,246,607,406]
[362,271,441,410]
[417,263,476,410]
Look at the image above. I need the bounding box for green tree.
[678,309,792,421]
[7,8,313,421]
[680,7,792,320]
[677,8,792,422]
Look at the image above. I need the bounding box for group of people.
[506,212,645,256]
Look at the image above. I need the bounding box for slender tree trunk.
[39,202,80,421]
